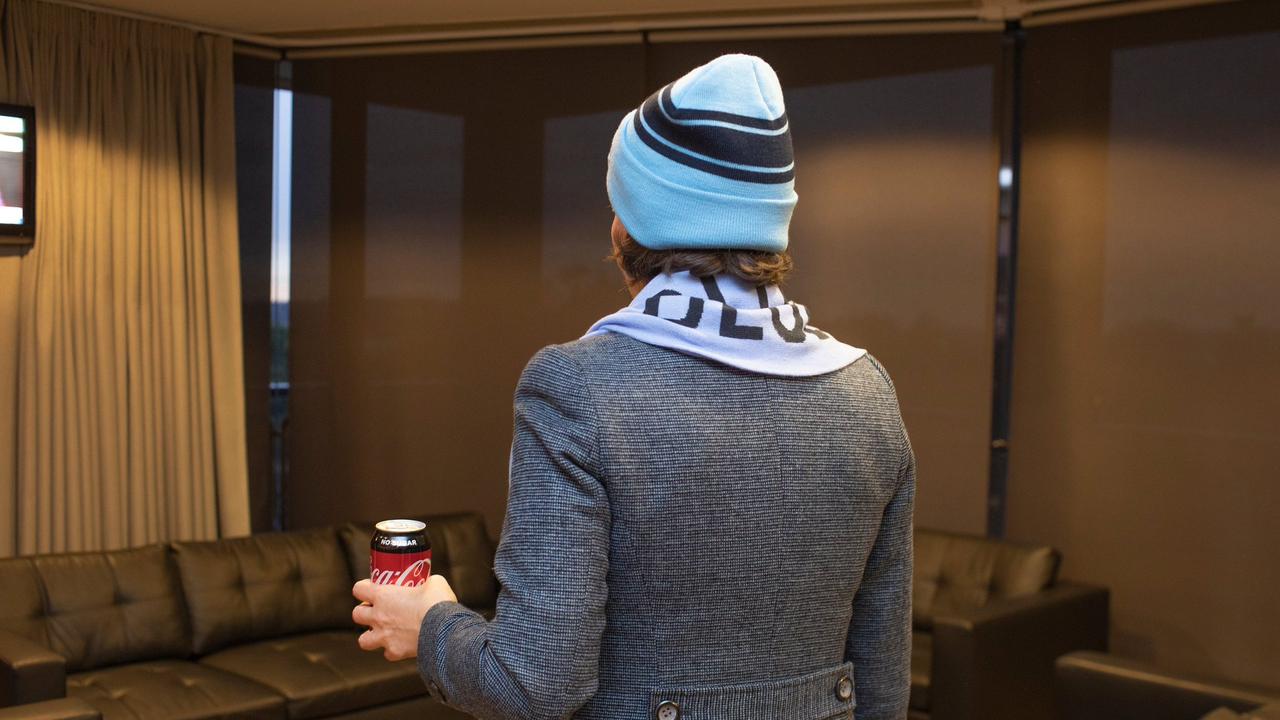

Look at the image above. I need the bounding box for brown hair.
[608,229,793,288]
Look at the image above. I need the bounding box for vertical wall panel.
[288,85,334,532]
[288,45,644,536]
[650,35,1002,534]
[233,55,276,533]
[1011,0,1280,687]
[542,110,635,309]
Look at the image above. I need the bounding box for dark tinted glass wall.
[283,33,1002,537]
[288,43,647,534]
[650,34,1002,534]
[1009,0,1280,687]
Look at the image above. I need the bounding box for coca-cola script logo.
[370,557,432,587]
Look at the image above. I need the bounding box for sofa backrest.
[0,545,189,672]
[172,527,353,655]
[912,528,1060,629]
[339,512,498,612]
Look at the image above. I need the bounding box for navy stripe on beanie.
[657,85,789,131]
[632,84,795,185]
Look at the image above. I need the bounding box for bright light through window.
[271,88,292,305]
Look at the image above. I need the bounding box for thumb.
[352,579,381,604]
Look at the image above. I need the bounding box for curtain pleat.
[0,0,249,555]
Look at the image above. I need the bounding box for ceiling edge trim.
[1022,0,1239,26]
[34,0,1247,58]
[648,19,1002,42]
[284,32,646,60]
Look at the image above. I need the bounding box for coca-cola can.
[370,519,432,587]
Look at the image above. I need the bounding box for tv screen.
[0,103,35,242]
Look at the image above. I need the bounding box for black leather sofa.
[910,529,1110,720]
[1056,651,1280,720]
[0,513,496,720]
[4,521,1109,720]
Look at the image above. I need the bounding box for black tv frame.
[0,102,35,243]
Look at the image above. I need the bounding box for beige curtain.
[0,0,249,556]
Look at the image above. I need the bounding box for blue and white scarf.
[584,271,866,377]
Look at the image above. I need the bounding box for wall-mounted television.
[0,103,35,243]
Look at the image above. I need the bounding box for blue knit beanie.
[607,54,797,252]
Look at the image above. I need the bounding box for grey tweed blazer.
[418,332,915,720]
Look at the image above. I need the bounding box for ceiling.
[52,0,1233,43]
[54,0,981,36]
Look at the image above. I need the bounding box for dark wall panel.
[233,55,277,533]
[286,34,1002,540]
[650,35,1002,535]
[1010,0,1280,687]
[288,44,645,536]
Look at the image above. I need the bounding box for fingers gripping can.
[370,519,432,587]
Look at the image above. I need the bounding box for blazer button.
[656,700,680,720]
[836,675,853,701]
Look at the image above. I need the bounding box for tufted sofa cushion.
[66,660,284,719]
[912,528,1060,630]
[0,546,189,672]
[338,513,498,612]
[200,630,425,719]
[172,528,352,655]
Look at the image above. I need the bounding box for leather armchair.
[0,631,65,708]
[1055,651,1280,720]
[0,699,99,720]
[910,529,1110,720]
[927,582,1109,720]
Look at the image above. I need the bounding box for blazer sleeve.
[417,345,610,720]
[845,416,916,720]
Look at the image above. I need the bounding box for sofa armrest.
[929,582,1109,720]
[0,698,99,720]
[1055,651,1280,720]
[1250,703,1280,719]
[0,631,65,708]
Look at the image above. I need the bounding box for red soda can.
[370,519,432,587]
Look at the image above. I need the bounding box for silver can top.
[375,519,426,534]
